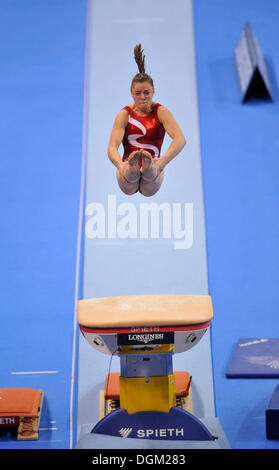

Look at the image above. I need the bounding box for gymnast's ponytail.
[131,44,154,90]
[134,44,146,74]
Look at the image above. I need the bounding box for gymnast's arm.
[107,109,128,171]
[157,106,186,171]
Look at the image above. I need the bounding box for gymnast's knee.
[121,187,139,195]
[139,173,164,197]
[117,180,139,195]
[139,186,160,197]
[116,170,139,195]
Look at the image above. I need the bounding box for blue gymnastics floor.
[0,0,87,449]
[194,0,279,449]
[1,0,279,451]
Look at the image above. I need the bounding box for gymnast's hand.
[153,157,166,176]
[117,161,129,181]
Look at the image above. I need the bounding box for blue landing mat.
[226,338,279,378]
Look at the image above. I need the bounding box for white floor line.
[11,370,58,375]
[39,427,58,431]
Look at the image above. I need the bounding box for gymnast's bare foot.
[125,150,141,182]
[128,150,141,172]
[141,150,152,170]
[141,150,157,181]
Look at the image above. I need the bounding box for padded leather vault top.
[77,294,213,328]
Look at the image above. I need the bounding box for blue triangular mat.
[226,338,279,378]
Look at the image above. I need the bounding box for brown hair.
[131,44,154,90]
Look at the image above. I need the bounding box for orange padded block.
[0,388,43,440]
[104,373,120,400]
[174,371,192,397]
[0,388,42,417]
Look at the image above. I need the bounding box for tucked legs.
[116,150,164,196]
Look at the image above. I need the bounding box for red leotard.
[122,103,166,161]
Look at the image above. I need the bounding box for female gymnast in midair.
[108,44,186,197]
